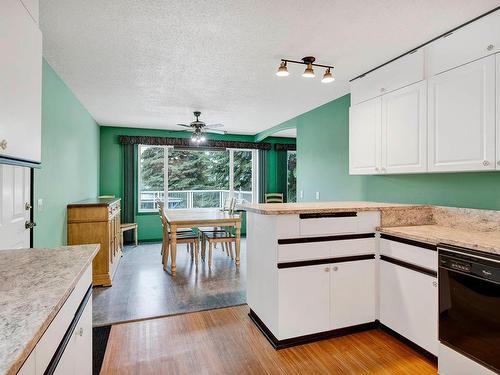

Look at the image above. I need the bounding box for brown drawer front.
[68,206,109,223]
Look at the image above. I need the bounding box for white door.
[379,260,438,355]
[428,55,496,172]
[349,97,382,175]
[496,54,500,171]
[0,164,31,249]
[382,81,427,174]
[278,265,330,339]
[331,259,375,330]
[0,0,42,163]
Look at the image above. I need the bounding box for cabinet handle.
[432,281,437,287]
[381,167,386,172]
[483,160,490,167]
[332,266,338,271]
[375,167,380,172]
[324,267,330,272]
[487,44,494,51]
[0,139,7,150]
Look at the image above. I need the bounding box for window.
[138,145,258,212]
[287,150,297,202]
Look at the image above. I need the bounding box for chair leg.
[229,241,234,260]
[208,242,213,268]
[134,226,138,247]
[201,235,206,260]
[162,243,170,271]
[194,241,199,267]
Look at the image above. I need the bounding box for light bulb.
[302,63,315,78]
[321,68,334,83]
[276,61,289,77]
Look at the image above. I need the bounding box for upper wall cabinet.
[20,0,39,23]
[349,97,381,174]
[0,0,42,164]
[426,11,500,76]
[350,49,424,105]
[428,55,496,172]
[382,81,427,174]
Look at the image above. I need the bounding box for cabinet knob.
[332,266,338,271]
[381,167,386,172]
[432,281,437,287]
[0,139,7,150]
[76,327,84,337]
[380,88,386,93]
[324,267,330,272]
[483,160,490,167]
[487,44,494,51]
[375,167,380,172]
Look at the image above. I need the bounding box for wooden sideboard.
[67,198,122,286]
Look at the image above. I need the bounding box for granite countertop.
[241,201,426,215]
[0,245,99,375]
[379,225,500,255]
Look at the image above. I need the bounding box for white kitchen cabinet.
[379,260,438,355]
[349,97,381,174]
[278,264,331,339]
[331,259,375,329]
[0,0,42,164]
[350,49,424,105]
[381,81,427,174]
[20,0,39,23]
[428,55,496,172]
[426,10,500,77]
[496,54,500,171]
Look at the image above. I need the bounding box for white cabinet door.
[379,260,438,355]
[426,11,500,76]
[0,0,42,163]
[428,56,496,172]
[278,265,330,339]
[349,97,382,175]
[496,54,500,171]
[381,81,427,174]
[331,259,375,330]
[350,49,424,105]
[0,165,31,250]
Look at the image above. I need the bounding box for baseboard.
[248,309,377,350]
[378,322,438,363]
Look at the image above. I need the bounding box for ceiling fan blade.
[176,123,192,128]
[205,123,224,129]
[205,129,227,135]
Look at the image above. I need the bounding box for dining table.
[163,208,242,275]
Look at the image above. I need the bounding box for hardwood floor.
[100,305,437,374]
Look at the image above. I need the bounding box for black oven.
[439,244,500,373]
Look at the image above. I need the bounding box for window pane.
[139,146,165,211]
[168,149,229,209]
[233,150,253,204]
[287,151,297,202]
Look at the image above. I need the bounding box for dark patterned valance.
[274,143,296,151]
[119,135,272,150]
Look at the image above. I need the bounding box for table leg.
[235,222,241,267]
[170,224,177,276]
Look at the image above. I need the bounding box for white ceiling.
[40,0,499,135]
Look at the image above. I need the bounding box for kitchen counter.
[241,201,427,215]
[0,244,99,375]
[379,224,500,255]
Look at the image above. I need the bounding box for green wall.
[34,61,100,247]
[100,126,294,241]
[289,93,500,210]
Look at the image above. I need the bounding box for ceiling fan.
[176,111,226,143]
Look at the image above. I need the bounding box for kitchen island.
[242,201,500,373]
[0,244,99,375]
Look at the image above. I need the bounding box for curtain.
[258,149,268,203]
[276,150,288,202]
[122,144,136,244]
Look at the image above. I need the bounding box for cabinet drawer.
[380,237,437,271]
[35,266,91,374]
[426,11,500,76]
[278,237,375,263]
[350,49,424,105]
[298,211,379,236]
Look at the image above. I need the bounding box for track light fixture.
[276,56,334,83]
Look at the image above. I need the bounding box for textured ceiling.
[40,0,499,135]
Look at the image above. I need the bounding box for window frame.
[137,145,258,212]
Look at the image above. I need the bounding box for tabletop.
[164,208,242,226]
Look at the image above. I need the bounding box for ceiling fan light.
[321,68,334,83]
[302,63,315,78]
[276,61,289,77]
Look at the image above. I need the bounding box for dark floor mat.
[93,325,111,375]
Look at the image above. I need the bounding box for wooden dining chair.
[157,201,199,270]
[200,197,235,259]
[265,193,284,203]
[201,228,236,268]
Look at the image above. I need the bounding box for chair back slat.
[265,193,284,203]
